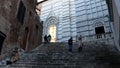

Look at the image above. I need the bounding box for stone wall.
[0,0,43,61]
[106,0,120,51]
[112,0,120,51]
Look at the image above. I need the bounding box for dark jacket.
[68,37,73,45]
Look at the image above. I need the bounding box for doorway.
[0,31,6,54]
[48,25,56,42]
[21,27,29,50]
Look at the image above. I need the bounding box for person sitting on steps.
[6,47,20,65]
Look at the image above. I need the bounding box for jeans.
[69,45,72,52]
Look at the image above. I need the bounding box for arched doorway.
[43,16,58,42]
[48,25,56,42]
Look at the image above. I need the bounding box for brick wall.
[0,0,43,61]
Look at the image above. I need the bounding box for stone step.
[1,42,119,68]
[11,62,95,66]
[9,65,80,68]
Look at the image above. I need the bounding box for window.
[95,26,105,39]
[25,27,29,33]
[29,11,32,16]
[0,31,6,55]
[95,26,105,34]
[17,1,26,24]
[36,25,39,34]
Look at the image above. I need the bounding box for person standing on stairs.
[68,37,73,52]
[44,35,47,44]
[78,35,83,52]
[76,35,79,45]
[47,34,51,43]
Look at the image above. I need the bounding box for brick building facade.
[0,0,43,60]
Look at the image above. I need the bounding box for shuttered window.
[17,1,26,24]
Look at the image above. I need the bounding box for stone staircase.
[1,42,120,68]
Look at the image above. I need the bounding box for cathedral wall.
[41,0,114,44]
[75,0,114,45]
[41,0,77,42]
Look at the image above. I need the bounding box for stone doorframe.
[43,16,59,42]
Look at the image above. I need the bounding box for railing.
[81,32,114,45]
